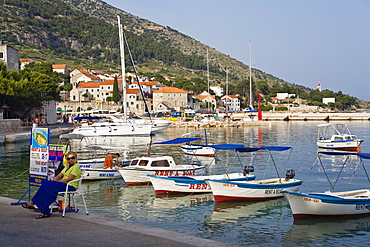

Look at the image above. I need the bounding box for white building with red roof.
[221,95,240,112]
[153,86,191,112]
[52,64,69,76]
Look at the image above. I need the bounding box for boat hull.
[181,145,215,157]
[207,178,302,203]
[118,166,207,185]
[148,173,256,195]
[282,190,370,220]
[317,140,361,151]
[72,123,152,136]
[82,168,121,180]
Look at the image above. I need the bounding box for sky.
[105,0,370,101]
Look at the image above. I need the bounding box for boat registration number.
[265,189,283,194]
[355,204,368,211]
[304,197,320,203]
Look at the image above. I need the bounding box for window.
[130,159,138,166]
[0,52,3,59]
[151,160,170,167]
[139,160,149,166]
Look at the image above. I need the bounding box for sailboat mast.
[207,49,210,94]
[118,15,127,122]
[249,40,253,109]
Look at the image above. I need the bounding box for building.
[52,64,70,76]
[0,42,19,71]
[19,59,38,70]
[153,87,190,112]
[198,91,217,109]
[221,95,240,112]
[323,98,335,104]
[210,85,223,97]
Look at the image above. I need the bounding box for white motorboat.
[129,116,172,132]
[317,123,363,151]
[148,143,256,195]
[71,116,152,137]
[206,146,302,203]
[282,151,370,220]
[118,137,207,185]
[180,129,215,157]
[79,145,129,181]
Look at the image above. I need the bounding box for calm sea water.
[2,121,370,246]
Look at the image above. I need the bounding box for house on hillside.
[70,78,124,102]
[52,64,69,76]
[198,91,217,110]
[0,42,19,72]
[221,95,240,112]
[153,87,191,112]
[70,69,102,87]
[210,85,223,97]
[126,88,152,115]
[19,59,38,70]
[128,81,164,95]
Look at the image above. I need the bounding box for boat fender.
[243,165,254,176]
[285,170,295,180]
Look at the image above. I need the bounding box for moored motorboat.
[316,123,363,151]
[118,137,207,185]
[180,129,215,157]
[282,151,370,220]
[206,146,302,203]
[148,143,255,195]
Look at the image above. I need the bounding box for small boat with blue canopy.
[206,146,302,203]
[118,137,207,185]
[282,151,370,220]
[148,143,256,195]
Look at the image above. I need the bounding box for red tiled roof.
[153,87,190,94]
[78,82,100,88]
[52,64,67,69]
[132,81,159,86]
[126,89,140,94]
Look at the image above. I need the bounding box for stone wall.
[0,119,21,133]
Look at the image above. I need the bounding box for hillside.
[0,0,292,88]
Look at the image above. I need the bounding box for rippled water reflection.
[2,121,370,246]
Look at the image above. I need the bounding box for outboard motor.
[285,170,295,180]
[243,165,254,176]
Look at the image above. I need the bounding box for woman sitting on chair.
[21,151,82,219]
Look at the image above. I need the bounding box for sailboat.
[71,16,152,136]
[243,40,258,121]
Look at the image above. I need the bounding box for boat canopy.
[207,144,244,150]
[318,151,370,159]
[74,116,103,121]
[152,137,201,145]
[236,146,292,152]
[84,145,129,151]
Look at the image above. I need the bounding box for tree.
[112,76,121,103]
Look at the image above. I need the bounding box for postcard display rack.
[12,128,69,205]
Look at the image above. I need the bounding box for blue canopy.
[318,151,370,160]
[236,146,292,153]
[152,137,201,145]
[74,116,103,121]
[207,144,245,150]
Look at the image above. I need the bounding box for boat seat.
[57,177,89,218]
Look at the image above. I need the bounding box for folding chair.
[58,177,89,218]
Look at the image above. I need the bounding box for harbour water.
[1,121,370,246]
